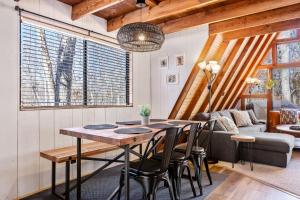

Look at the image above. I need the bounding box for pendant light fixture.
[117,0,165,52]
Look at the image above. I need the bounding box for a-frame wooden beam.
[107,0,225,32]
[180,39,230,120]
[196,38,245,114]
[226,33,277,109]
[211,37,256,110]
[159,0,300,34]
[230,33,278,108]
[146,0,158,7]
[223,18,300,41]
[72,0,125,20]
[216,35,266,111]
[168,35,216,119]
[209,4,300,35]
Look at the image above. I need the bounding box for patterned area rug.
[23,165,228,200]
[217,150,300,198]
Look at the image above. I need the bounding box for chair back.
[184,123,201,158]
[197,120,216,152]
[138,127,179,173]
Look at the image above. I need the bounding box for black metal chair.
[116,127,179,200]
[152,123,200,200]
[175,120,216,196]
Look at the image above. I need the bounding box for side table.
[231,135,255,171]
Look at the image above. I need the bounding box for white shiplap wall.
[0,0,150,199]
[150,26,209,119]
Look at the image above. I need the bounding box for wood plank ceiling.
[57,0,300,119]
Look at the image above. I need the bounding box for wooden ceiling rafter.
[209,4,300,35]
[180,38,230,120]
[222,18,300,41]
[232,33,278,108]
[71,0,125,20]
[158,0,300,34]
[168,34,217,119]
[211,37,257,111]
[227,33,277,109]
[107,0,226,32]
[216,35,267,110]
[175,34,224,119]
[196,38,245,114]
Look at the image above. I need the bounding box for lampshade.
[117,22,165,52]
[198,61,207,70]
[199,60,220,74]
[136,0,147,8]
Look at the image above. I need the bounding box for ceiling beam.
[107,0,226,32]
[181,39,229,120]
[71,0,125,20]
[216,35,266,111]
[226,33,277,109]
[209,4,300,35]
[196,38,245,114]
[222,18,300,41]
[211,37,256,110]
[159,0,300,34]
[168,35,217,119]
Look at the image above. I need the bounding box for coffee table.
[276,124,300,148]
[231,135,255,171]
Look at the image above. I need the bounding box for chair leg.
[204,157,212,185]
[195,156,203,196]
[148,179,158,200]
[186,165,196,197]
[165,174,176,200]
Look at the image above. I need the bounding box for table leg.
[250,143,254,171]
[77,138,81,200]
[232,141,235,168]
[124,144,130,200]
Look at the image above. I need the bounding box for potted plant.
[139,104,151,125]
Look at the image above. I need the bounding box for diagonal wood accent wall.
[168,31,277,120]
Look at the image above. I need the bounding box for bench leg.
[65,160,70,200]
[52,162,56,195]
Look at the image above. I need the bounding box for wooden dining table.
[60,120,201,200]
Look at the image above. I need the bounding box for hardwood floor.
[206,166,299,200]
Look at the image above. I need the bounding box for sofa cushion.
[219,116,239,133]
[247,109,260,124]
[219,110,235,122]
[240,132,295,153]
[231,110,253,127]
[214,117,227,131]
[238,124,267,133]
[211,112,221,119]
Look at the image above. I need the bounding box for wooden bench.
[40,142,119,200]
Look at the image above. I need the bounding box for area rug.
[23,164,228,200]
[217,150,300,198]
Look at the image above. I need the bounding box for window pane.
[277,29,298,40]
[277,42,300,64]
[272,67,300,109]
[245,98,268,120]
[244,69,268,95]
[86,41,130,106]
[21,23,84,107]
[261,49,272,65]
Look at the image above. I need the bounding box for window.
[20,22,132,109]
[277,42,300,64]
[272,67,300,109]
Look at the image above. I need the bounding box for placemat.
[168,121,193,126]
[116,119,167,125]
[290,126,300,131]
[84,124,118,130]
[114,127,152,134]
[146,123,175,129]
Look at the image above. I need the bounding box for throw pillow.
[247,109,260,124]
[213,117,228,131]
[219,110,235,122]
[218,116,239,133]
[211,112,221,120]
[280,108,299,124]
[231,110,253,127]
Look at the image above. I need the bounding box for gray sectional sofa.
[195,110,295,168]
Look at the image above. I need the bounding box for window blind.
[20,22,132,109]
